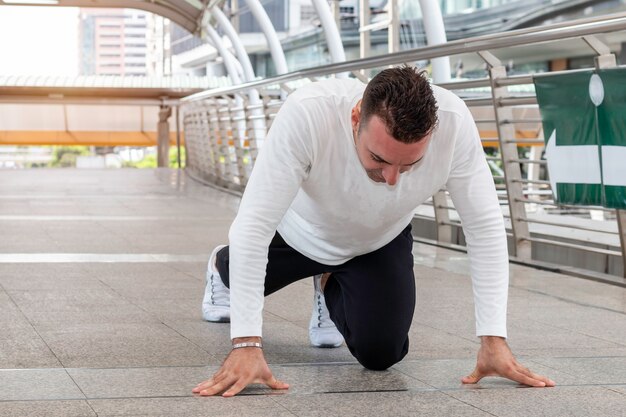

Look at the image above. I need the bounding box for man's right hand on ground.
[192,337,289,397]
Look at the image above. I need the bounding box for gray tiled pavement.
[0,168,625,416]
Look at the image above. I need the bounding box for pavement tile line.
[509,286,626,317]
[0,195,182,200]
[0,215,207,221]
[606,387,626,396]
[0,254,210,263]
[78,269,220,365]
[2,383,626,403]
[437,390,499,417]
[2,362,626,403]
[0,282,66,369]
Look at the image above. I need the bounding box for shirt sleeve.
[445,107,510,338]
[227,98,314,340]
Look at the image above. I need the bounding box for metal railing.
[181,11,626,282]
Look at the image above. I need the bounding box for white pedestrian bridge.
[0,3,626,415]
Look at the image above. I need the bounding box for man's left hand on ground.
[461,336,556,388]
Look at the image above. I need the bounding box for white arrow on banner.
[601,146,626,187]
[545,129,602,198]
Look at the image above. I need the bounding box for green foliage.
[170,146,186,168]
[124,153,157,168]
[123,147,185,169]
[50,146,90,168]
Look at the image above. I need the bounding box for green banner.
[534,68,626,209]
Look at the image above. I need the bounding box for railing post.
[216,99,234,188]
[228,96,247,191]
[157,104,172,168]
[187,109,200,173]
[175,105,182,169]
[207,102,223,186]
[222,97,239,191]
[618,211,626,278]
[197,106,209,179]
[388,0,399,53]
[359,0,370,60]
[479,50,531,260]
[432,191,452,243]
[245,96,261,168]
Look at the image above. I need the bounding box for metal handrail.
[182,11,626,102]
[524,237,622,257]
[515,197,615,212]
[181,10,626,279]
[520,217,619,235]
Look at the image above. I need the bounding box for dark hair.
[360,65,438,143]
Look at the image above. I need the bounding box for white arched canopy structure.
[198,0,451,142]
[243,0,289,75]
[5,0,452,149]
[311,0,347,64]
[0,0,209,34]
[417,0,451,83]
[1,0,450,82]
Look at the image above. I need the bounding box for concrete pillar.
[157,105,172,168]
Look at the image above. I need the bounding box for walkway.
[1,168,625,416]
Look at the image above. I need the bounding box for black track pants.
[215,224,416,370]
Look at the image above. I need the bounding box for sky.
[0,6,79,76]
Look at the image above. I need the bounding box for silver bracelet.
[232,342,263,350]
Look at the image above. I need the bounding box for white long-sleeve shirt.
[228,78,509,340]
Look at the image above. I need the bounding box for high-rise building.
[146,14,172,76]
[78,8,167,76]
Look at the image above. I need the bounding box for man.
[193,66,555,397]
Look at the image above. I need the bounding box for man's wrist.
[480,335,505,345]
[231,336,263,351]
[232,336,262,345]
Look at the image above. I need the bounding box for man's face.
[351,102,431,186]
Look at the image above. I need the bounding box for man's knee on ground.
[351,337,408,371]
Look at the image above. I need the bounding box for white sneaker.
[202,245,230,322]
[309,274,344,348]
